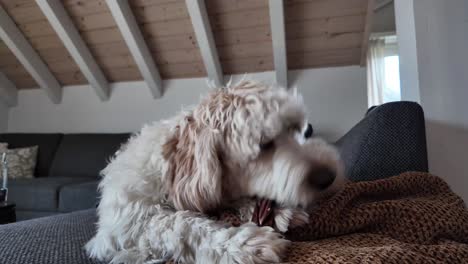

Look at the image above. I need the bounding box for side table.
[0,202,16,224]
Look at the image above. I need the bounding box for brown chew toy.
[251,199,275,228]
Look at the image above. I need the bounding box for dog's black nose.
[304,123,313,139]
[307,167,336,190]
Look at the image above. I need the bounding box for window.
[383,56,401,103]
[367,35,401,107]
[383,36,401,104]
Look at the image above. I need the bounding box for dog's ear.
[162,124,223,213]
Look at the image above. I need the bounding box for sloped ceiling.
[0,0,372,90]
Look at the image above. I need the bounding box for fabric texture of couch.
[0,101,431,264]
[216,172,468,263]
[337,101,428,182]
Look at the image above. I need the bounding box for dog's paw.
[85,234,116,261]
[274,208,309,233]
[229,223,290,264]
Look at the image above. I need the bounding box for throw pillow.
[0,146,38,179]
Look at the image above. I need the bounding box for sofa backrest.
[49,133,131,178]
[0,133,64,177]
[336,101,428,181]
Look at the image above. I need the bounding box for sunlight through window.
[383,55,401,103]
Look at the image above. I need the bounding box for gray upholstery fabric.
[59,181,99,213]
[0,133,63,177]
[49,134,130,178]
[9,177,92,211]
[336,101,428,182]
[0,209,104,264]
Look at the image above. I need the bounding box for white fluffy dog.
[86,81,343,264]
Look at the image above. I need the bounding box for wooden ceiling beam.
[0,6,62,103]
[0,71,18,107]
[360,0,376,66]
[186,0,223,87]
[269,0,288,88]
[37,0,110,101]
[107,0,163,98]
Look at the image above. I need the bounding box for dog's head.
[162,81,344,212]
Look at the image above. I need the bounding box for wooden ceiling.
[0,0,373,101]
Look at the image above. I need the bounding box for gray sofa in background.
[0,133,130,220]
[0,101,429,264]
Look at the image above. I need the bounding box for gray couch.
[0,102,429,264]
[0,133,130,220]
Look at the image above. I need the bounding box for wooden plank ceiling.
[0,0,370,90]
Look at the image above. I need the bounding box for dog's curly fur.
[86,81,343,264]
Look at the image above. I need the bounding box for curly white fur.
[85,81,343,264]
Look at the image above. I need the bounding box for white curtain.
[366,38,386,107]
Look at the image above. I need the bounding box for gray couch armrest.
[336,101,428,182]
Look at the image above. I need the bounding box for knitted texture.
[220,172,468,263]
[165,173,468,263]
[286,172,468,243]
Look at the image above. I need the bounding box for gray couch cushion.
[16,210,61,221]
[9,177,91,211]
[0,133,63,177]
[49,134,130,178]
[0,209,103,264]
[59,181,99,213]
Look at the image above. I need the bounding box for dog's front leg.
[144,206,290,264]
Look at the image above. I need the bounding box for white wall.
[396,0,468,202]
[8,79,212,134]
[8,66,367,142]
[290,67,367,141]
[0,102,8,132]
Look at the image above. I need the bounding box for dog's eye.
[260,141,275,151]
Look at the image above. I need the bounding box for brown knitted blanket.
[281,172,468,263]
[168,172,468,263]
